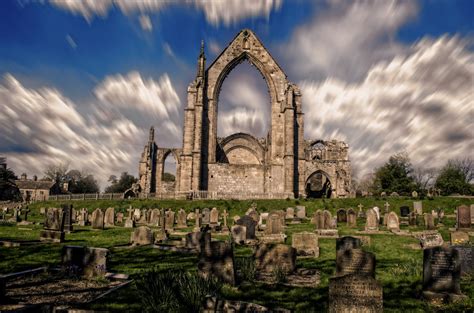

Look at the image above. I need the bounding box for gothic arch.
[217,133,265,165]
[305,170,333,199]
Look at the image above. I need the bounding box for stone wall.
[208,163,265,194]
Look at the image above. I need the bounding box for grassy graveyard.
[0,197,473,312]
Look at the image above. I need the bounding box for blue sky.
[0,0,473,188]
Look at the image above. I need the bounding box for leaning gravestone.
[347,208,356,227]
[456,205,471,230]
[452,245,474,276]
[365,209,378,231]
[413,201,423,215]
[177,208,187,228]
[130,226,153,246]
[336,209,347,223]
[62,245,109,278]
[91,208,104,230]
[62,205,73,233]
[254,243,296,273]
[295,205,306,219]
[104,207,115,227]
[198,241,235,285]
[40,208,65,243]
[292,232,319,257]
[329,274,383,313]
[422,246,464,302]
[231,225,247,244]
[336,248,375,278]
[202,208,210,224]
[236,215,256,239]
[400,206,410,217]
[386,212,400,232]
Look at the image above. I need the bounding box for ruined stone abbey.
[138,29,352,199]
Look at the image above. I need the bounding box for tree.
[162,172,175,182]
[413,166,437,192]
[0,167,20,200]
[371,152,417,195]
[67,170,100,194]
[43,163,69,186]
[104,172,137,193]
[435,159,473,196]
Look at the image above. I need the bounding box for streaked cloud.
[139,14,153,32]
[65,34,77,49]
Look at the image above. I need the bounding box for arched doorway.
[160,149,179,193]
[306,171,332,198]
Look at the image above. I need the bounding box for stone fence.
[33,191,294,202]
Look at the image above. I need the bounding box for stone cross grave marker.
[222,209,229,231]
[357,203,364,218]
[384,202,390,213]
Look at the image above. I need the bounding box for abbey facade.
[138,29,352,199]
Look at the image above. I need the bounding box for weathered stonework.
[138,29,352,199]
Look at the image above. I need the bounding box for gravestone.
[198,241,235,285]
[130,226,153,245]
[329,274,383,313]
[202,208,210,224]
[222,209,229,232]
[62,205,73,233]
[124,218,135,228]
[336,236,362,254]
[247,209,259,223]
[62,245,109,278]
[177,208,187,228]
[210,207,219,226]
[314,210,324,229]
[365,209,378,231]
[236,215,256,239]
[409,211,417,226]
[149,208,160,226]
[400,206,410,217]
[412,190,418,198]
[40,208,65,242]
[450,231,469,245]
[383,202,390,214]
[386,212,400,231]
[137,209,147,224]
[133,208,141,221]
[416,231,444,249]
[165,210,175,230]
[336,249,375,278]
[265,211,283,235]
[254,243,296,273]
[452,245,473,276]
[372,207,380,222]
[154,228,168,243]
[286,207,295,219]
[116,212,124,224]
[104,207,115,227]
[456,205,471,230]
[295,206,306,219]
[413,201,423,215]
[471,204,474,224]
[336,209,347,223]
[194,209,202,231]
[323,210,334,229]
[347,208,357,227]
[91,208,104,230]
[357,204,365,218]
[292,232,319,257]
[231,225,247,244]
[422,246,463,301]
[424,213,435,230]
[78,208,88,226]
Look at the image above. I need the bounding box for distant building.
[15,174,58,201]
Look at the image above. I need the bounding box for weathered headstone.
[372,207,380,222]
[210,207,219,226]
[40,208,65,242]
[91,208,104,230]
[336,236,362,254]
[165,210,175,230]
[383,202,390,214]
[292,232,319,257]
[124,218,135,228]
[336,249,376,278]
[177,208,187,228]
[450,231,469,245]
[413,201,423,215]
[104,207,115,227]
[62,245,109,278]
[194,208,202,231]
[347,208,356,227]
[62,204,73,233]
[133,208,141,221]
[149,208,160,226]
[231,225,247,244]
[323,210,334,229]
[201,208,210,224]
[137,209,147,224]
[116,212,124,224]
[265,211,283,235]
[422,246,463,302]
[314,210,324,229]
[336,209,347,223]
[329,274,383,313]
[365,209,378,231]
[198,241,235,285]
[130,226,153,245]
[357,204,365,218]
[222,209,229,231]
[456,205,471,230]
[415,231,444,249]
[409,211,417,226]
[236,215,256,239]
[400,206,410,217]
[254,243,296,273]
[386,212,400,232]
[424,213,435,230]
[286,207,295,219]
[452,245,473,276]
[78,208,88,226]
[295,205,306,219]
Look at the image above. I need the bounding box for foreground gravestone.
[62,245,109,278]
[40,208,65,243]
[231,225,247,244]
[450,231,469,245]
[400,206,410,217]
[177,208,187,228]
[452,245,473,276]
[329,274,383,313]
[336,249,376,278]
[423,246,464,302]
[104,207,115,227]
[295,206,306,219]
[130,226,153,246]
[337,209,347,223]
[365,209,378,231]
[336,236,362,254]
[414,201,423,215]
[386,212,400,231]
[347,209,356,227]
[91,208,104,229]
[456,205,471,230]
[62,204,73,233]
[198,241,235,285]
[236,215,256,239]
[292,232,319,257]
[254,244,296,273]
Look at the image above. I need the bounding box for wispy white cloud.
[65,34,77,49]
[139,14,153,31]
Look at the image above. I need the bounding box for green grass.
[1,197,473,312]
